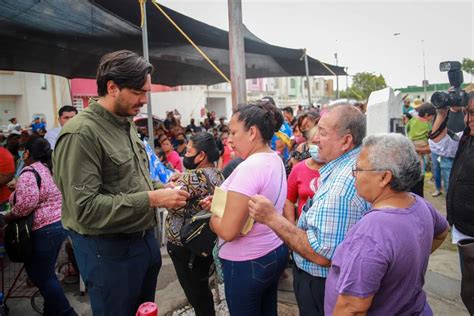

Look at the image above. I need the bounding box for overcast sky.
[159,0,473,89]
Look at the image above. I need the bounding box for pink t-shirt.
[287,160,319,217]
[219,152,286,261]
[166,150,183,172]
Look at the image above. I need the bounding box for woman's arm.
[431,227,448,253]
[210,191,250,242]
[283,199,296,224]
[333,294,373,316]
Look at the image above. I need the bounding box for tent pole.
[228,0,247,111]
[142,0,154,149]
[303,49,311,106]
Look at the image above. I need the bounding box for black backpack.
[5,167,41,263]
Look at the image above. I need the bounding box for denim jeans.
[24,221,75,316]
[440,157,454,193]
[69,229,161,316]
[431,153,442,191]
[221,244,288,316]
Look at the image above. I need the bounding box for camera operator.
[429,91,474,313]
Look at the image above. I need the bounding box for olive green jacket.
[53,100,156,235]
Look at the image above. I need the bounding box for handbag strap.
[218,160,285,251]
[13,167,42,205]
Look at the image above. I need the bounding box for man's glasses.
[351,167,387,177]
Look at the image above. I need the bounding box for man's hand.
[148,188,190,209]
[248,195,278,225]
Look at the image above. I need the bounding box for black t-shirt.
[447,110,465,133]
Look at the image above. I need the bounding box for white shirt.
[428,131,463,158]
[7,123,21,135]
[44,126,62,149]
[452,225,474,244]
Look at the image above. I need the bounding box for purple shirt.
[324,195,448,315]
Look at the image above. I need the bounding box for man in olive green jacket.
[53,50,189,316]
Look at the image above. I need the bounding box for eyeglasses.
[351,167,387,177]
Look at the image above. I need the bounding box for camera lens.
[431,92,449,109]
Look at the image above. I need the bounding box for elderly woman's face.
[353,147,385,203]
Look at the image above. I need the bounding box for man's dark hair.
[96,50,154,97]
[417,103,436,118]
[235,100,284,142]
[190,132,220,163]
[58,105,78,117]
[282,106,294,116]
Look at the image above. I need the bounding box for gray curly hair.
[362,133,422,192]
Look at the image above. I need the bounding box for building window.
[290,78,296,89]
[251,78,258,85]
[72,97,84,111]
[40,74,47,90]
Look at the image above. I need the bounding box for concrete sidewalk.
[5,246,469,315]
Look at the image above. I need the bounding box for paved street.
[5,178,470,315]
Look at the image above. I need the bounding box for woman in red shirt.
[284,144,324,224]
[160,137,183,172]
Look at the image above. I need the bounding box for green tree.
[462,58,474,83]
[349,72,387,101]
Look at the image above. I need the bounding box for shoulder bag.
[5,167,41,263]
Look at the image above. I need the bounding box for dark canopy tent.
[0,0,346,86]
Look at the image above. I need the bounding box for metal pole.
[303,49,311,106]
[422,40,427,101]
[142,1,154,149]
[228,0,247,111]
[335,52,339,99]
[345,67,349,91]
[141,0,161,245]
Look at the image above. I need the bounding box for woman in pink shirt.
[7,137,75,316]
[210,101,288,316]
[160,137,183,172]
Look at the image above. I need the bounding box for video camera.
[431,61,469,109]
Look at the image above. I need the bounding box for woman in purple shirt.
[324,133,449,315]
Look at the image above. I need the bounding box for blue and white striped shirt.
[294,147,370,277]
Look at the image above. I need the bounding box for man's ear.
[341,134,354,152]
[107,80,118,97]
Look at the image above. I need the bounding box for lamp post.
[421,40,428,101]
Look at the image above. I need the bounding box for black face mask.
[177,139,185,145]
[183,153,201,170]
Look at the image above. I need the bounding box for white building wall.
[0,71,71,132]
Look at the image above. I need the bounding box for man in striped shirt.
[249,104,370,316]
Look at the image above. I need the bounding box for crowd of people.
[0,48,473,316]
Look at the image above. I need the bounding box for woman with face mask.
[5,137,76,315]
[287,111,320,173]
[284,127,325,224]
[165,132,224,316]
